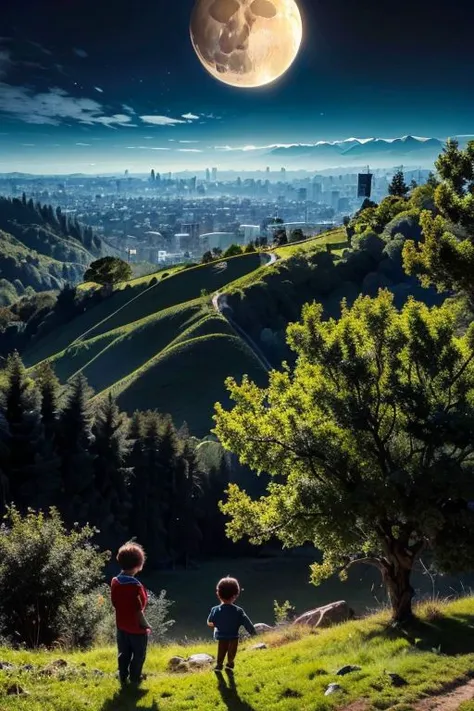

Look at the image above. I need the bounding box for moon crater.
[190,0,302,88]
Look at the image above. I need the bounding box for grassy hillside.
[1,597,474,710]
[24,252,267,435]
[0,195,110,304]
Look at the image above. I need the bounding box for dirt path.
[412,678,474,710]
[341,678,474,711]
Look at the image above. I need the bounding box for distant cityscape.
[0,165,431,265]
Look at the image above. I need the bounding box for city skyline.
[1,0,473,173]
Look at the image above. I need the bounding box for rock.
[254,623,273,634]
[20,664,34,672]
[176,662,190,673]
[0,661,14,670]
[293,601,354,629]
[387,672,408,687]
[167,656,185,671]
[6,683,29,696]
[187,653,214,668]
[51,659,68,668]
[249,643,267,650]
[324,683,343,696]
[336,665,361,676]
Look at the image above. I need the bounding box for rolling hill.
[0,195,110,305]
[24,252,271,436]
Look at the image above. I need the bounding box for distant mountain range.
[218,135,474,170]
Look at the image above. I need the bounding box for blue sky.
[1,0,473,173]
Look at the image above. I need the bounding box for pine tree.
[35,362,60,438]
[172,440,202,567]
[128,413,167,564]
[388,169,409,197]
[56,375,95,526]
[90,394,131,549]
[2,353,58,510]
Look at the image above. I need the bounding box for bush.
[0,507,110,648]
[273,599,295,626]
[96,589,174,646]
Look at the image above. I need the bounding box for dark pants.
[116,629,148,683]
[217,639,239,668]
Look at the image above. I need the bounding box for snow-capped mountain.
[264,136,446,167]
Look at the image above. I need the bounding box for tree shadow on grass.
[216,671,256,711]
[360,612,474,655]
[99,686,160,711]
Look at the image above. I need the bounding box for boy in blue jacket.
[207,576,256,672]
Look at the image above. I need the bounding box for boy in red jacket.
[111,542,151,686]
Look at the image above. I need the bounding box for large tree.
[388,169,409,198]
[403,139,474,305]
[84,257,132,286]
[215,291,474,622]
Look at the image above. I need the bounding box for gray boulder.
[254,623,273,634]
[293,601,354,628]
[187,653,214,668]
[324,683,343,696]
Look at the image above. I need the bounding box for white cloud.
[76,142,91,146]
[94,114,135,128]
[179,140,200,144]
[182,112,199,120]
[122,104,135,114]
[21,143,35,147]
[127,145,170,151]
[94,86,104,93]
[140,115,186,126]
[177,148,202,153]
[73,48,88,58]
[0,85,137,127]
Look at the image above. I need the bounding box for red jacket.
[111,574,148,634]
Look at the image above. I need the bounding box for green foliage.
[403,139,474,304]
[201,250,213,264]
[0,507,109,647]
[388,169,410,197]
[215,291,474,621]
[273,599,295,625]
[223,244,244,258]
[84,257,132,286]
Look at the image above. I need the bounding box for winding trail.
[212,251,277,373]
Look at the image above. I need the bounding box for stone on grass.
[167,656,185,671]
[254,623,273,634]
[293,601,354,629]
[6,683,29,696]
[387,672,408,687]
[249,643,267,650]
[0,661,14,670]
[336,665,362,676]
[324,683,343,696]
[187,653,214,668]
[176,662,190,673]
[20,664,34,672]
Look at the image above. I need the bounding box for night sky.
[1,0,473,173]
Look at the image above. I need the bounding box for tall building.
[205,168,211,183]
[312,180,322,201]
[211,167,217,182]
[297,188,307,202]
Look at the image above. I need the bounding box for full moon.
[190,0,303,88]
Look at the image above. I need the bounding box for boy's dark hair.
[217,577,240,601]
[117,541,146,571]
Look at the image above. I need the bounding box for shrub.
[273,599,295,626]
[96,589,174,645]
[0,507,110,648]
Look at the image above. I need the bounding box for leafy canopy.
[403,139,474,303]
[215,291,474,619]
[84,256,132,286]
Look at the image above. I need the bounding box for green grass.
[2,597,474,710]
[275,229,348,258]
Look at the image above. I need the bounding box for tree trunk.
[384,562,414,623]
